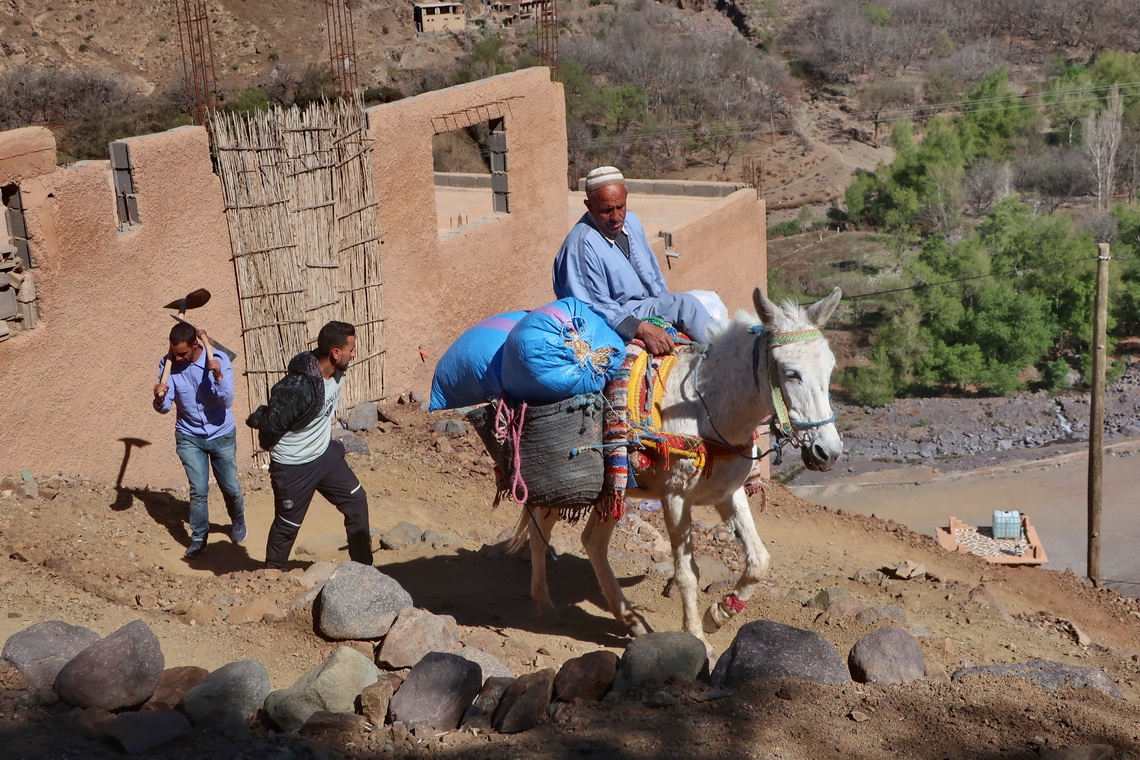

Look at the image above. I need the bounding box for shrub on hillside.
[0,67,188,161]
[768,220,801,238]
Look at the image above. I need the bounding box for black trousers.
[265,439,372,569]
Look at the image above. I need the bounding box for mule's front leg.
[704,487,771,633]
[582,512,652,636]
[661,493,707,647]
[527,506,560,617]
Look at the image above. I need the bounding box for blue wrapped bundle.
[500,297,626,403]
[430,310,528,411]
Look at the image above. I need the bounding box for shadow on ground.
[379,548,645,648]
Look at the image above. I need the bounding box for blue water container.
[992,510,1021,539]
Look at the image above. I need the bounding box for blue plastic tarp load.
[500,297,626,404]
[429,310,528,411]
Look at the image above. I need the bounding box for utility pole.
[1087,243,1110,585]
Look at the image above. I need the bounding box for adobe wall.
[0,67,768,488]
[651,188,767,317]
[0,126,247,488]
[0,127,56,186]
[367,67,570,396]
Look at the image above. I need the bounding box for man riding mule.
[553,165,727,355]
[506,287,844,654]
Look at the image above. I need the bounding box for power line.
[841,255,1108,301]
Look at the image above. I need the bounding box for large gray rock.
[847,627,926,685]
[264,646,381,733]
[612,632,709,695]
[376,608,458,668]
[178,659,271,727]
[54,620,165,710]
[388,651,483,731]
[492,668,554,734]
[103,709,192,753]
[346,402,378,432]
[331,428,370,455]
[952,659,1123,699]
[317,562,413,640]
[712,620,851,687]
[2,620,101,690]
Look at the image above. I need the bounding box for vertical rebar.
[537,0,559,80]
[176,0,219,125]
[325,0,361,99]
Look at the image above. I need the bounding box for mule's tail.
[504,505,531,555]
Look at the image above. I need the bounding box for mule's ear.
[753,286,780,326]
[805,287,842,327]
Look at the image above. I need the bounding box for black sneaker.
[231,518,248,545]
[184,540,206,559]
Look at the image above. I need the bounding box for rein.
[696,323,835,463]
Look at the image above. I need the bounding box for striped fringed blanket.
[596,340,769,522]
[594,342,642,522]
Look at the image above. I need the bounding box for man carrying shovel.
[153,321,247,558]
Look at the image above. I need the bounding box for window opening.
[109,141,141,229]
[432,115,509,236]
[1,184,38,338]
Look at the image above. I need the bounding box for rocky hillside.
[0,0,448,96]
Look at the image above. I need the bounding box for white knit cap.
[584,165,625,192]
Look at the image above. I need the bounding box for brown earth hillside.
[3,401,1140,759]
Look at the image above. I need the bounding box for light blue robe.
[552,210,714,341]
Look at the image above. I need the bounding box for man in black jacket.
[247,321,372,569]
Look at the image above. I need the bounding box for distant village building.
[413,1,465,33]
[514,0,542,20]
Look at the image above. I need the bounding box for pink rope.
[494,397,529,504]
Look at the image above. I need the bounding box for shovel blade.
[163,288,211,313]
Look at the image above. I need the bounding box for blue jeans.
[175,429,246,542]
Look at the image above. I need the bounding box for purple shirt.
[153,344,236,440]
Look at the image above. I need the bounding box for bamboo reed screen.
[208,98,385,432]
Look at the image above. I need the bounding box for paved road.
[790,440,1140,595]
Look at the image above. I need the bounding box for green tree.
[225,86,269,114]
[982,198,1099,348]
[956,67,1039,162]
[1043,63,1095,145]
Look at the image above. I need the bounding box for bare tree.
[962,159,1011,217]
[1015,145,1094,212]
[1085,85,1123,210]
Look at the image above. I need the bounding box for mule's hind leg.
[582,511,652,636]
[703,487,771,633]
[660,493,707,646]
[526,506,560,617]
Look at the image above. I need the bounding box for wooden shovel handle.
[159,353,172,387]
[201,333,214,364]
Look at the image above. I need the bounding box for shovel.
[162,288,238,361]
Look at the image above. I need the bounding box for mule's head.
[753,286,844,472]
